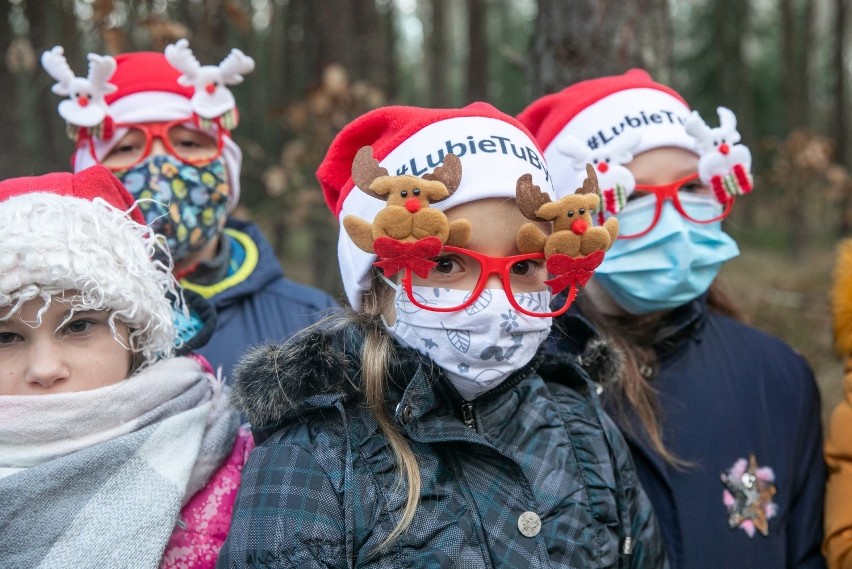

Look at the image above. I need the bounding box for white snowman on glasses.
[40,46,117,137]
[685,107,753,203]
[555,130,641,223]
[164,39,255,130]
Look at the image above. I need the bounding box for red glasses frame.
[82,118,226,172]
[400,246,570,318]
[622,173,734,239]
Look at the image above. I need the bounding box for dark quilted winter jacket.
[216,321,667,568]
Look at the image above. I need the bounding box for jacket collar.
[232,316,556,445]
[550,294,710,487]
[552,293,709,362]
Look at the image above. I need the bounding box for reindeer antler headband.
[41,46,117,137]
[684,107,754,202]
[164,39,255,129]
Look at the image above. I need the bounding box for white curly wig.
[0,192,181,368]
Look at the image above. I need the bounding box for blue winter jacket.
[180,218,338,379]
[216,320,668,568]
[550,296,826,569]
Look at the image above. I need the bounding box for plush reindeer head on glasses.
[515,164,619,259]
[342,146,471,254]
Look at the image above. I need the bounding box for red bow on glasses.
[372,236,443,278]
[544,250,605,295]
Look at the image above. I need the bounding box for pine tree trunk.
[354,0,390,93]
[781,0,814,258]
[0,0,17,177]
[465,0,488,102]
[310,0,356,79]
[529,0,672,97]
[428,0,450,107]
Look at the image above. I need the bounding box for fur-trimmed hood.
[230,321,364,430]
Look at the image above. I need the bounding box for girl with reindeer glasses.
[519,70,825,569]
[217,104,667,567]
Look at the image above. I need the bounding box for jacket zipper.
[461,402,476,429]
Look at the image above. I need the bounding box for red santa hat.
[0,165,144,225]
[67,50,244,211]
[0,165,180,367]
[518,69,697,197]
[317,102,556,308]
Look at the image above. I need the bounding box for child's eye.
[510,259,543,277]
[114,144,138,154]
[64,319,96,335]
[433,256,462,274]
[679,180,711,195]
[0,332,22,344]
[173,136,203,149]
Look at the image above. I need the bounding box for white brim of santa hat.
[543,88,698,196]
[337,115,555,309]
[72,92,243,212]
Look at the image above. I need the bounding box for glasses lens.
[406,249,565,315]
[505,257,557,316]
[616,194,659,238]
[409,250,484,311]
[100,127,149,170]
[167,124,220,164]
[676,178,727,223]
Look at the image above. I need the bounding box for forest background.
[0,0,850,418]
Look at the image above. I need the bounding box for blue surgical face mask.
[117,155,230,263]
[593,196,740,314]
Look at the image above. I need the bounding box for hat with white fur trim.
[317,102,556,309]
[517,69,697,201]
[0,165,181,368]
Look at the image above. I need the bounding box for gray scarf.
[0,356,239,569]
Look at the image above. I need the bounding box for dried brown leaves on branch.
[762,129,849,249]
[262,64,386,230]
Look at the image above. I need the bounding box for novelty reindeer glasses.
[344,147,618,317]
[41,40,255,147]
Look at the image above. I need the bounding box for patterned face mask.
[384,283,552,400]
[117,155,230,263]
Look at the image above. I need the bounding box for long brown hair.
[577,279,743,467]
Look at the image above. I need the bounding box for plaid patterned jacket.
[217,322,667,568]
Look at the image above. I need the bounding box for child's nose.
[26,344,70,389]
[484,273,502,290]
[150,138,169,157]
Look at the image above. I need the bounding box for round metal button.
[518,511,541,537]
[401,404,413,424]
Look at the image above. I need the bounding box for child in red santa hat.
[0,165,252,569]
[519,69,825,569]
[216,102,667,567]
[41,40,337,378]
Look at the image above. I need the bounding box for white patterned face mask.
[384,283,552,400]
